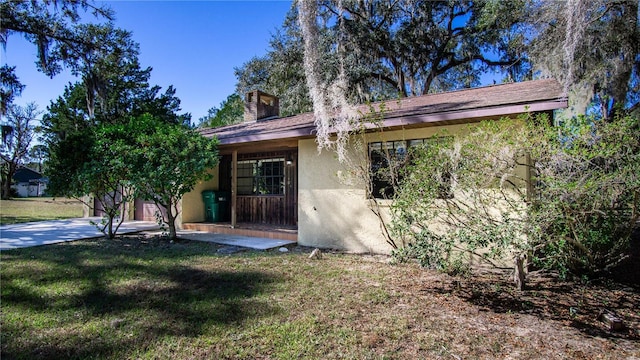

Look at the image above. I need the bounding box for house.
[12,167,48,197]
[179,79,567,254]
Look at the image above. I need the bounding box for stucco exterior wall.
[179,168,219,225]
[297,138,387,253]
[182,118,529,254]
[298,123,481,254]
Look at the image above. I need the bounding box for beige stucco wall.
[298,123,480,254]
[179,168,219,226]
[179,119,529,255]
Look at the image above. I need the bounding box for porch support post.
[231,150,238,228]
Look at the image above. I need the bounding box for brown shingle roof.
[200,79,566,145]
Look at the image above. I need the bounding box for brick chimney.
[244,90,279,122]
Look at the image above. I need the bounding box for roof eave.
[211,99,567,146]
[377,99,567,129]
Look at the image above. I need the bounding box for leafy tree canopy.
[1,0,113,77]
[528,0,639,119]
[0,65,26,117]
[128,114,219,239]
[197,93,243,128]
[236,0,529,117]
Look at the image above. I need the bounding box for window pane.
[233,157,285,195]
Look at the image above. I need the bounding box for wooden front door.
[228,151,297,227]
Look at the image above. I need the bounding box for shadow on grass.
[430,271,640,341]
[1,238,284,359]
[424,228,640,341]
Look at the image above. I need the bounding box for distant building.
[12,167,48,197]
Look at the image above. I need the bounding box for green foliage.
[127,114,219,239]
[47,122,133,239]
[390,113,639,284]
[0,65,26,117]
[390,120,531,274]
[529,113,640,276]
[0,0,113,77]
[197,93,244,128]
[529,0,639,118]
[47,114,219,239]
[392,231,451,270]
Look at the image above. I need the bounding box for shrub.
[390,113,640,287]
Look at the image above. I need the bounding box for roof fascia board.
[214,99,567,146]
[376,100,567,129]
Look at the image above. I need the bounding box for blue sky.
[2,0,293,123]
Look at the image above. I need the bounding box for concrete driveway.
[0,218,159,250]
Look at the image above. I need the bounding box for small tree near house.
[390,118,533,286]
[390,113,640,289]
[128,114,219,240]
[47,124,132,239]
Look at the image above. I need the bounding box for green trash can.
[201,190,218,222]
[216,191,230,222]
[202,190,230,222]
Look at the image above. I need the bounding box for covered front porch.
[181,139,299,243]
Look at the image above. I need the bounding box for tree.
[197,93,244,128]
[390,113,640,288]
[295,0,530,159]
[48,23,152,120]
[40,24,191,238]
[46,123,131,239]
[529,0,640,119]
[0,65,26,118]
[0,103,39,199]
[0,0,112,77]
[133,85,192,127]
[40,83,89,145]
[28,144,48,173]
[42,23,191,195]
[129,114,219,240]
[324,0,529,96]
[235,7,314,117]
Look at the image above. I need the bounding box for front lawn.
[0,197,84,225]
[1,235,638,359]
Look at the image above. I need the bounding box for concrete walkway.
[0,218,159,250]
[0,218,296,251]
[175,230,296,250]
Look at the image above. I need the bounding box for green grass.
[1,237,637,359]
[0,197,83,225]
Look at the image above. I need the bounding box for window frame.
[235,157,285,196]
[368,137,453,200]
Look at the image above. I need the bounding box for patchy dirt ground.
[284,241,640,359]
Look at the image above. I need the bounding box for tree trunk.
[1,163,17,200]
[514,253,527,291]
[107,213,115,239]
[1,176,11,200]
[166,200,177,240]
